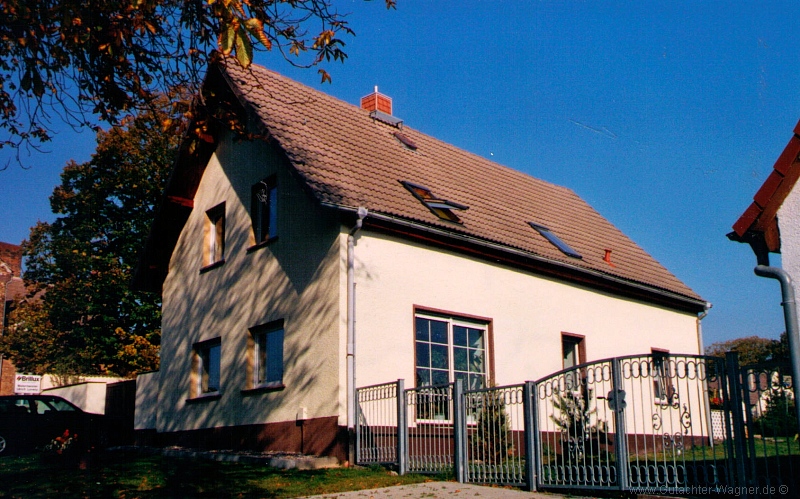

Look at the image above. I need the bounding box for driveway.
[302,482,572,498]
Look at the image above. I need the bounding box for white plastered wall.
[157,134,342,433]
[352,231,701,390]
[778,183,800,294]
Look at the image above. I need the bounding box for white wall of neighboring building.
[353,231,701,390]
[778,184,800,293]
[42,382,109,414]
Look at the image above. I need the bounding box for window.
[204,203,225,267]
[194,339,221,396]
[251,177,278,244]
[415,313,488,391]
[562,333,585,369]
[562,333,586,389]
[652,349,676,404]
[251,322,284,388]
[529,222,582,259]
[401,181,468,223]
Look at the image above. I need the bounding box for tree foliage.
[705,334,789,365]
[0,104,179,376]
[0,0,395,165]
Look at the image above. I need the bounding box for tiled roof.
[731,120,800,252]
[218,62,702,307]
[136,61,705,309]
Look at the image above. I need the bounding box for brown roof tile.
[218,62,702,305]
[135,61,704,309]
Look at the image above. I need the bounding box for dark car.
[0,395,103,456]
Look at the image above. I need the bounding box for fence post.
[725,351,750,491]
[396,379,407,475]
[610,357,629,491]
[523,381,539,492]
[453,379,466,483]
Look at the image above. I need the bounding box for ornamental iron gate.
[354,352,799,497]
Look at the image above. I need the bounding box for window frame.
[651,348,676,405]
[561,333,586,391]
[246,320,285,392]
[413,307,494,390]
[250,176,278,249]
[191,338,222,400]
[529,222,582,259]
[202,203,226,270]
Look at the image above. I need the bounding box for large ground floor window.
[415,311,489,391]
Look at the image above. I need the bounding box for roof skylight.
[401,181,467,223]
[528,222,582,259]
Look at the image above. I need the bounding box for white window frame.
[415,312,489,390]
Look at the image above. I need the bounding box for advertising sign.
[14,374,42,394]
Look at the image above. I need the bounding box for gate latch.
[606,389,626,411]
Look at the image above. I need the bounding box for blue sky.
[1,1,799,347]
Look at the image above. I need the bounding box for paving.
[301,482,573,499]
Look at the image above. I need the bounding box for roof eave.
[328,203,708,314]
[732,119,800,253]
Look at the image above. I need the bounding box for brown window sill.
[247,237,279,253]
[200,259,225,273]
[186,392,221,403]
[241,383,285,395]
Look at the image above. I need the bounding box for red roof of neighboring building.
[731,120,800,252]
[0,242,21,276]
[135,60,706,312]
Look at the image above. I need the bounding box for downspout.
[697,303,711,355]
[347,207,368,464]
[753,264,800,427]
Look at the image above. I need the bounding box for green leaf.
[235,26,253,68]
[220,24,236,55]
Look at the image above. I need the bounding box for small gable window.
[251,176,278,245]
[203,203,226,268]
[528,222,582,259]
[401,181,468,223]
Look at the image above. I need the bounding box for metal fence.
[463,383,531,487]
[354,352,799,498]
[405,383,456,474]
[355,380,402,466]
[737,358,800,494]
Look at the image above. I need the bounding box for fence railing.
[355,380,403,467]
[354,352,798,497]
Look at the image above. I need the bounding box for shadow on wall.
[149,135,352,456]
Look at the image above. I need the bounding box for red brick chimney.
[360,86,392,115]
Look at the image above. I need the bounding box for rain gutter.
[326,204,708,313]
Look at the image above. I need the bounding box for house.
[133,60,708,461]
[0,242,25,395]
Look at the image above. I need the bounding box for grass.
[0,451,442,498]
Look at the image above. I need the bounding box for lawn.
[0,450,440,498]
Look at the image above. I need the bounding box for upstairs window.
[203,203,225,267]
[251,177,278,244]
[529,222,582,259]
[401,181,468,223]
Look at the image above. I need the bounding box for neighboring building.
[0,242,25,395]
[730,119,800,282]
[134,60,708,461]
